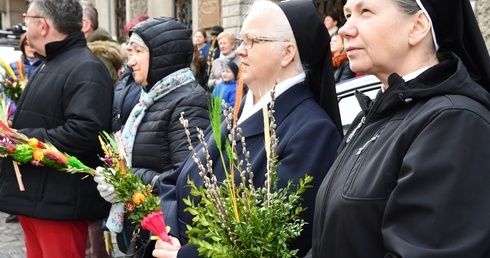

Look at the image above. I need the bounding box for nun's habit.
[278,0,343,137]
[311,0,490,257]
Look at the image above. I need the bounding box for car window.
[336,75,382,133]
[0,47,23,77]
[338,88,379,133]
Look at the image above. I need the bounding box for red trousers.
[18,216,89,258]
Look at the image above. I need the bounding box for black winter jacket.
[333,59,356,84]
[0,32,113,220]
[312,53,490,257]
[112,68,141,131]
[129,18,210,191]
[131,83,210,191]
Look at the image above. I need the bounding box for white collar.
[402,66,432,82]
[237,72,306,125]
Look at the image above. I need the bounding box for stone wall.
[128,0,148,22]
[475,0,490,52]
[221,0,248,37]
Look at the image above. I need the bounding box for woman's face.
[339,0,413,78]
[193,31,206,46]
[127,42,150,86]
[237,16,284,93]
[324,16,337,30]
[330,34,345,56]
[218,37,236,56]
[24,42,36,59]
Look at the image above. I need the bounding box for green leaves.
[185,170,312,257]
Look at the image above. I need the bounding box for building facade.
[1,0,489,52]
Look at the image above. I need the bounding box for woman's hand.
[152,236,181,258]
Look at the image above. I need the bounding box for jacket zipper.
[346,116,366,143]
[317,88,389,240]
[356,133,380,155]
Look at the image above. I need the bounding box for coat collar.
[43,31,87,62]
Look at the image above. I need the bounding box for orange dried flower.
[132,191,146,205]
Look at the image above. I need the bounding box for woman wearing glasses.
[153,0,342,257]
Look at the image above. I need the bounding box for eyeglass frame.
[23,13,44,23]
[239,36,290,50]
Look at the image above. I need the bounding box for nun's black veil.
[277,0,343,137]
[422,0,490,90]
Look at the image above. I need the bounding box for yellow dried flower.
[33,149,44,161]
[28,138,39,148]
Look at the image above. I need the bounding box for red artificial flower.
[141,211,172,244]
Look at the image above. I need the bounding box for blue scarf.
[120,68,195,167]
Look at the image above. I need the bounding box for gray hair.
[393,0,438,51]
[393,0,420,15]
[29,0,83,35]
[245,0,303,73]
[81,1,99,30]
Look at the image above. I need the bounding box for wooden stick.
[13,161,25,191]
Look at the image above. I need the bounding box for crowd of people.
[0,0,489,257]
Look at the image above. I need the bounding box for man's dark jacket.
[0,31,113,221]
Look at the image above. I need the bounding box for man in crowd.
[201,25,223,75]
[81,1,116,42]
[0,0,113,257]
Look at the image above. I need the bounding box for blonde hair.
[217,32,236,45]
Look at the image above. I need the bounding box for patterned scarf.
[120,68,195,167]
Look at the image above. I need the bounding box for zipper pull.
[356,133,380,155]
[346,116,366,143]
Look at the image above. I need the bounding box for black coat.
[312,53,490,257]
[0,32,113,220]
[333,59,356,83]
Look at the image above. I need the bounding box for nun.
[310,0,490,257]
[153,0,342,257]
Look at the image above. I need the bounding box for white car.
[336,75,382,133]
[0,46,22,76]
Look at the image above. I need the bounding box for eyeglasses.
[23,13,44,23]
[239,36,289,50]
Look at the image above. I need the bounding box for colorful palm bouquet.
[0,97,95,190]
[97,132,172,244]
[180,84,312,258]
[0,57,27,103]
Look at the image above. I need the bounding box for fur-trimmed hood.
[88,40,126,84]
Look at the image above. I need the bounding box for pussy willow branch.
[180,113,234,242]
[264,81,278,204]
